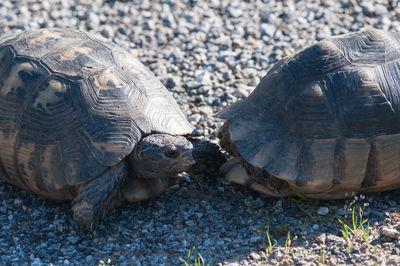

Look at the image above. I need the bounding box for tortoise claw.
[72,201,96,233]
[220,158,286,197]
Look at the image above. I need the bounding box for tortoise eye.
[163,150,180,158]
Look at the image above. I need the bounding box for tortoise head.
[127,133,196,179]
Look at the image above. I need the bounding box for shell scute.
[0,46,15,75]
[42,41,114,78]
[11,28,85,58]
[20,78,86,143]
[373,134,400,187]
[0,59,49,101]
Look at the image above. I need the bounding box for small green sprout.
[179,246,209,266]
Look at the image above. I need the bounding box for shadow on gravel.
[1,176,400,265]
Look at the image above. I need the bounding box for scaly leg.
[71,161,127,232]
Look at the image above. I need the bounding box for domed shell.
[218,29,400,197]
[0,28,193,198]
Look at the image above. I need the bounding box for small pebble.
[31,258,42,266]
[381,227,400,239]
[317,207,329,216]
[249,235,262,243]
[316,233,326,244]
[249,252,261,261]
[13,199,23,208]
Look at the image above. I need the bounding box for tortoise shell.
[218,29,400,199]
[0,28,193,199]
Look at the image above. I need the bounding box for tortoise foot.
[72,201,97,232]
[71,162,127,232]
[220,158,286,197]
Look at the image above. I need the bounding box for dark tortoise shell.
[0,28,193,199]
[218,29,400,199]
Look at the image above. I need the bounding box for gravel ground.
[1,0,400,265]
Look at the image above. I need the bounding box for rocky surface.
[0,0,400,265]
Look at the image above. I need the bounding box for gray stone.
[31,257,42,266]
[317,206,329,216]
[249,235,262,243]
[13,199,23,208]
[260,24,276,37]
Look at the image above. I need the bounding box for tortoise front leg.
[71,161,127,232]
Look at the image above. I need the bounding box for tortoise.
[217,29,400,199]
[0,28,196,232]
